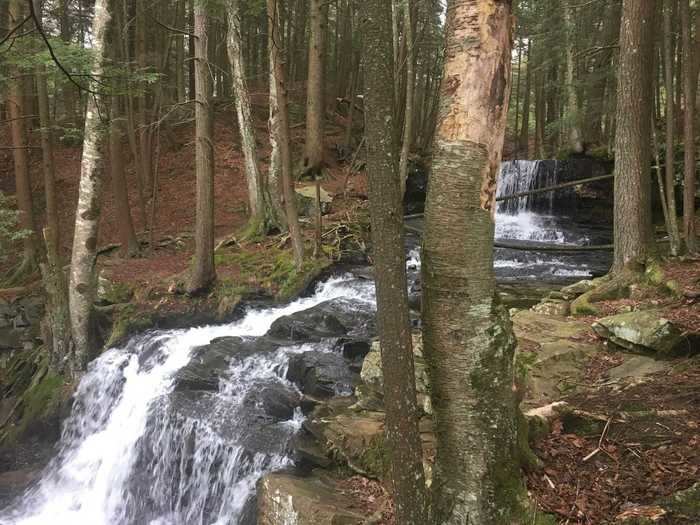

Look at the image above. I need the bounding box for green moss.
[106,304,153,348]
[644,259,666,286]
[100,280,133,304]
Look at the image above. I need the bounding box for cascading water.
[494,160,612,280]
[0,276,376,525]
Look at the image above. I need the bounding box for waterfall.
[1,276,376,525]
[496,160,573,215]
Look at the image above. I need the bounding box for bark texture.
[399,0,416,195]
[681,0,697,253]
[37,67,60,257]
[421,1,524,523]
[227,0,266,225]
[303,0,326,174]
[663,0,681,256]
[613,0,657,271]
[186,2,216,292]
[69,0,111,370]
[363,2,429,524]
[268,0,304,268]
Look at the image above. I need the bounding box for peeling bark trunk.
[422,1,525,523]
[613,0,657,271]
[69,0,112,370]
[186,2,216,293]
[363,2,428,523]
[268,0,304,269]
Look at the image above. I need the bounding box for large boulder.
[355,332,432,415]
[287,351,357,398]
[257,472,366,525]
[295,186,332,217]
[242,379,301,421]
[592,310,687,355]
[267,298,375,343]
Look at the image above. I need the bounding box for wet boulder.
[286,351,356,398]
[172,337,241,392]
[267,298,376,343]
[242,379,301,421]
[592,310,687,356]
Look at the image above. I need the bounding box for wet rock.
[257,472,365,525]
[291,432,331,469]
[336,338,371,360]
[592,310,687,355]
[243,380,301,421]
[295,186,332,217]
[172,338,239,392]
[286,351,356,398]
[267,298,376,343]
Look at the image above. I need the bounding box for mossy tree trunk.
[612,0,657,272]
[69,0,112,371]
[363,2,428,523]
[421,1,525,523]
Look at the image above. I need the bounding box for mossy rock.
[661,482,700,520]
[106,304,153,348]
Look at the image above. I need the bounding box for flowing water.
[1,160,612,524]
[0,277,375,525]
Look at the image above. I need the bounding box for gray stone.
[287,351,357,398]
[532,299,571,317]
[295,186,332,217]
[592,310,686,355]
[608,355,670,380]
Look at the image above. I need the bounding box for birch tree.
[69,0,112,370]
[421,0,526,522]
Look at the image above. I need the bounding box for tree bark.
[363,3,429,524]
[303,0,327,175]
[268,0,304,269]
[564,0,584,153]
[613,0,657,271]
[399,0,416,195]
[186,1,216,293]
[518,41,531,158]
[663,0,681,256]
[227,0,267,228]
[422,1,524,523]
[69,0,112,370]
[109,98,140,257]
[7,0,39,275]
[36,67,60,257]
[681,0,697,253]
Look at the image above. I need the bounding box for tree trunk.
[69,0,112,371]
[36,67,60,257]
[175,0,186,103]
[186,1,216,293]
[268,19,287,232]
[109,98,140,257]
[363,2,428,523]
[518,41,531,158]
[227,0,267,229]
[268,0,304,269]
[681,0,697,253]
[613,0,657,272]
[7,0,39,275]
[564,0,584,153]
[136,0,152,194]
[399,0,416,195]
[421,1,525,523]
[663,0,681,256]
[303,0,326,175]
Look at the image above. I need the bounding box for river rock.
[295,186,332,217]
[243,379,301,421]
[257,472,365,525]
[286,351,356,398]
[355,332,432,415]
[172,338,239,391]
[592,310,686,355]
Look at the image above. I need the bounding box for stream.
[0,160,613,525]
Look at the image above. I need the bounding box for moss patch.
[106,304,153,348]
